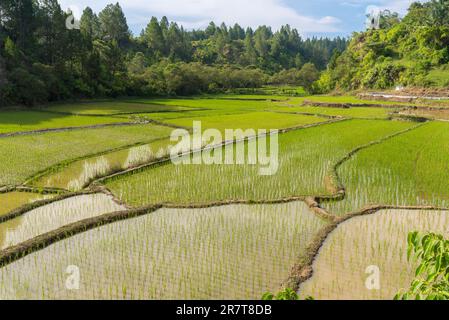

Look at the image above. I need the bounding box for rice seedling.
[30,113,325,191]
[0,124,172,186]
[129,98,277,112]
[323,122,449,215]
[206,94,292,101]
[0,192,52,217]
[105,120,415,207]
[42,101,191,115]
[31,138,175,191]
[0,111,131,134]
[270,106,394,119]
[0,201,327,300]
[299,209,449,300]
[0,193,125,250]
[163,112,327,132]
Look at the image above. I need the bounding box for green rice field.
[0,202,326,299]
[0,111,131,134]
[105,119,414,207]
[0,95,448,300]
[0,124,172,186]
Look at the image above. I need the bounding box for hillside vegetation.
[0,1,346,106]
[318,1,449,91]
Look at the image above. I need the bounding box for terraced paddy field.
[0,124,172,186]
[271,106,395,119]
[0,194,125,250]
[299,209,449,300]
[105,119,415,207]
[0,111,131,134]
[398,108,449,121]
[42,101,193,115]
[163,112,327,132]
[0,202,327,300]
[29,138,174,191]
[28,112,326,192]
[0,192,53,217]
[323,122,449,215]
[1,95,448,301]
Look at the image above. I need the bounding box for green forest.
[318,0,449,92]
[2,1,449,107]
[0,1,347,106]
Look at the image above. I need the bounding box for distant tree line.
[0,1,347,106]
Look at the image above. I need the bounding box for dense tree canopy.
[0,1,347,106]
[317,1,449,92]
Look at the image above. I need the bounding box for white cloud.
[341,0,428,15]
[58,0,342,33]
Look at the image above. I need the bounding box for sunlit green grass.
[324,121,449,215]
[105,119,414,207]
[208,94,291,101]
[164,112,327,131]
[426,68,449,87]
[42,101,191,115]
[0,111,128,134]
[132,98,277,112]
[270,106,394,119]
[0,124,172,186]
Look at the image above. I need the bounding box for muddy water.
[0,192,53,217]
[0,193,126,250]
[31,138,173,191]
[299,209,449,300]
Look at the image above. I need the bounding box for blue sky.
[59,0,425,38]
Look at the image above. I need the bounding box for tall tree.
[145,17,165,58]
[35,0,68,64]
[160,16,169,38]
[166,22,191,61]
[243,29,257,65]
[80,7,101,41]
[98,3,130,46]
[0,0,35,53]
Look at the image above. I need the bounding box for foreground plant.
[395,232,449,300]
[262,288,299,301]
[262,288,314,301]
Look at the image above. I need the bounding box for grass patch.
[426,68,449,87]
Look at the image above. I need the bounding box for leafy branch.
[395,231,449,300]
